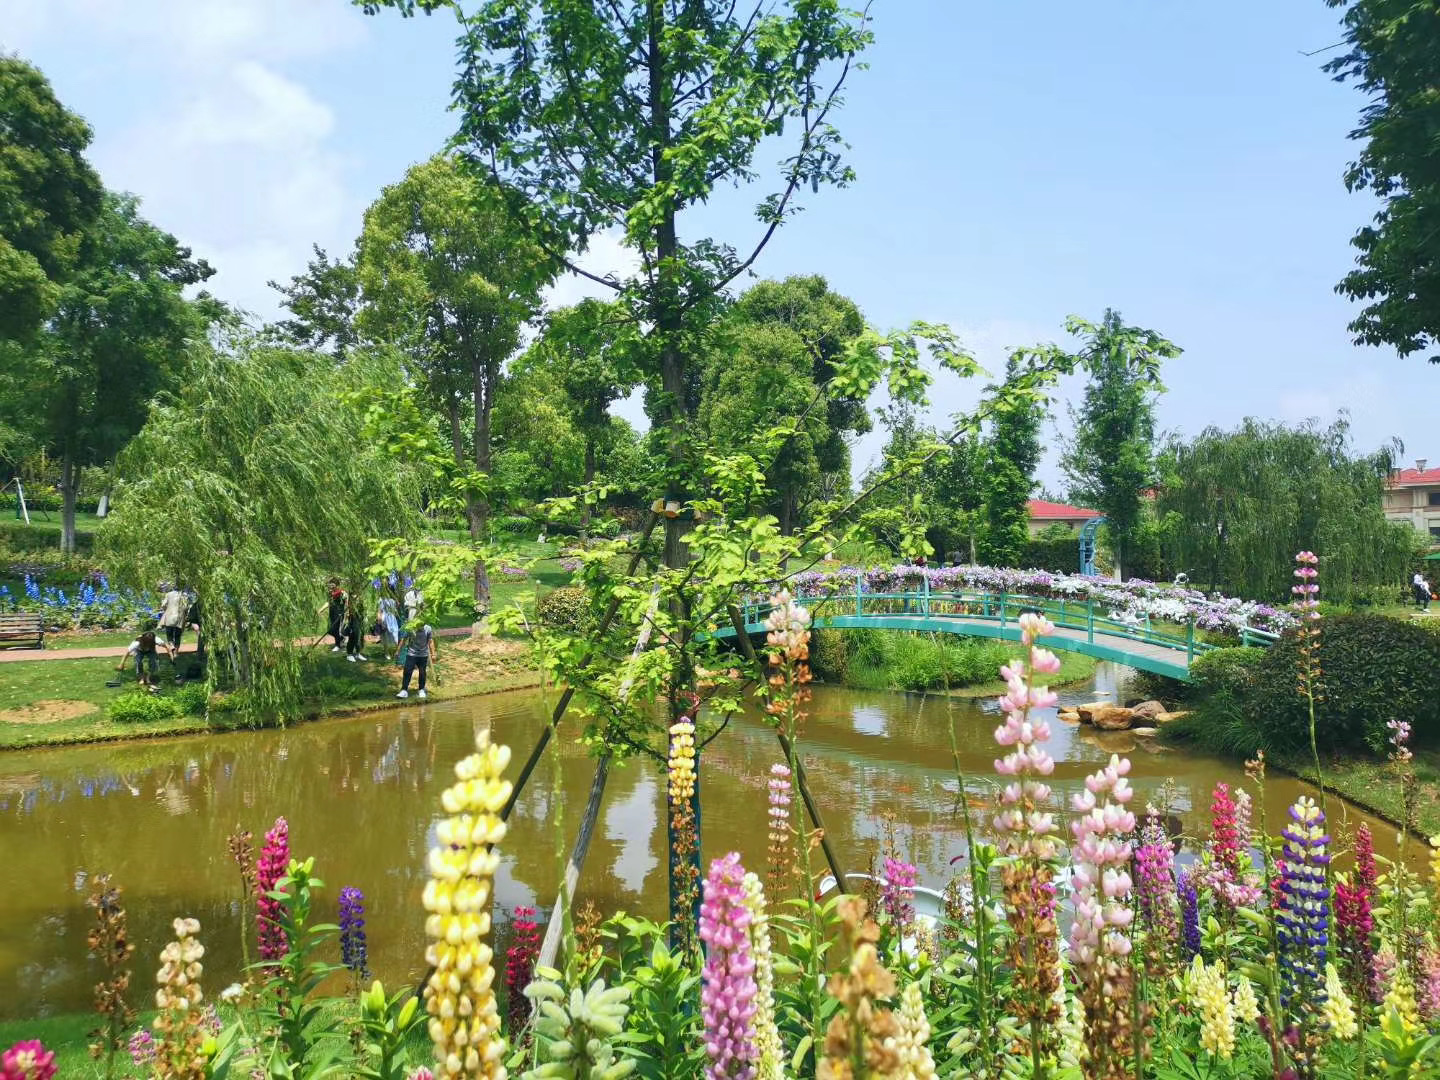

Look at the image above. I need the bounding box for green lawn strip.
[1271,748,1440,839]
[0,1010,113,1076]
[0,647,542,751]
[943,650,1098,699]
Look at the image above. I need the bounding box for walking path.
[0,626,474,664]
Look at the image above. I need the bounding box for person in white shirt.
[1414,571,1432,610]
[159,586,189,651]
[403,585,424,623]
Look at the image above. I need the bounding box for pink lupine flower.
[1197,783,1261,910]
[1336,823,1377,1002]
[1,1041,56,1080]
[255,816,290,962]
[882,856,918,931]
[1135,809,1179,958]
[699,852,758,1080]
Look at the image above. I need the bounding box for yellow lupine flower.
[1323,963,1358,1040]
[667,720,696,801]
[1383,969,1421,1037]
[1231,973,1261,1026]
[1188,955,1235,1060]
[741,872,784,1080]
[892,981,939,1080]
[424,729,512,1079]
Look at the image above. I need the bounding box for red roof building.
[1026,498,1099,535]
[1385,460,1440,543]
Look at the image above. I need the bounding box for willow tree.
[101,339,419,722]
[1156,415,1413,603]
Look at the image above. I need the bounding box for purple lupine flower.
[698,852,758,1080]
[881,856,917,932]
[256,817,290,962]
[128,1029,156,1067]
[1177,868,1201,960]
[338,886,369,978]
[1134,809,1178,952]
[1275,796,1331,1009]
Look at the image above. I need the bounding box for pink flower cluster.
[1292,552,1320,609]
[1388,718,1414,764]
[992,614,1062,860]
[698,852,758,1080]
[1068,755,1136,972]
[1,1041,55,1080]
[767,765,791,835]
[882,856,918,931]
[1336,822,1379,1001]
[1134,809,1178,949]
[1197,783,1261,909]
[256,816,290,962]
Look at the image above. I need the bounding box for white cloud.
[544,230,643,310]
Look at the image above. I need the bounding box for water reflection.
[0,669,1410,1020]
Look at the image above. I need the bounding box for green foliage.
[0,55,103,343]
[1023,526,1081,573]
[537,586,593,635]
[107,691,181,723]
[1180,619,1440,757]
[1156,416,1413,603]
[1324,0,1440,364]
[101,338,419,723]
[267,244,361,360]
[980,354,1045,567]
[1058,310,1178,579]
[354,981,424,1080]
[810,629,1011,692]
[0,520,95,553]
[172,682,210,716]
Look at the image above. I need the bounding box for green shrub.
[494,514,533,536]
[108,692,181,723]
[590,516,622,538]
[537,586,592,633]
[1183,617,1440,757]
[809,628,851,681]
[0,521,95,553]
[173,683,210,716]
[1023,534,1081,573]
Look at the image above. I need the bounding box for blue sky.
[1,0,1418,489]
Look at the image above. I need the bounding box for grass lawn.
[3,509,104,532]
[0,636,541,751]
[947,650,1098,698]
[1275,748,1440,838]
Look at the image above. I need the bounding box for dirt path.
[0,626,475,663]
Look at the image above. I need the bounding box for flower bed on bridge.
[785,564,1295,640]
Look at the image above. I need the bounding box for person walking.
[396,618,435,699]
[344,589,368,662]
[159,584,188,654]
[322,581,346,651]
[1414,570,1432,610]
[403,581,424,624]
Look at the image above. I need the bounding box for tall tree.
[512,299,641,536]
[355,155,553,614]
[0,55,103,343]
[980,354,1045,567]
[1324,0,1440,363]
[1156,415,1413,602]
[1059,310,1178,579]
[267,244,360,358]
[4,191,216,551]
[356,0,871,584]
[103,339,418,720]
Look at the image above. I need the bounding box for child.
[126,622,164,692]
[395,618,436,699]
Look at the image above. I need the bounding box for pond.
[0,665,1407,1021]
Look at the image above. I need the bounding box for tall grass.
[811,628,1013,692]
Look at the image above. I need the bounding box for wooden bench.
[0,613,44,649]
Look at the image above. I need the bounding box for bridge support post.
[1187,618,1196,665]
[999,592,1006,628]
[1087,600,1095,643]
[921,573,930,615]
[856,575,863,617]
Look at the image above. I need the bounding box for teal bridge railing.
[719,580,1279,681]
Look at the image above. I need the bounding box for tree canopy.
[979,354,1046,567]
[1059,311,1178,579]
[0,55,103,343]
[1325,0,1440,363]
[1155,415,1414,603]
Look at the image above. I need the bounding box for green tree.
[267,244,360,359]
[1155,415,1413,602]
[102,338,419,720]
[1059,310,1178,579]
[511,299,641,536]
[355,154,553,613]
[490,362,586,507]
[980,354,1046,567]
[0,55,103,343]
[4,191,216,552]
[356,0,871,581]
[713,275,869,534]
[1324,0,1440,363]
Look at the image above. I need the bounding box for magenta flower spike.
[255,816,290,962]
[699,852,759,1080]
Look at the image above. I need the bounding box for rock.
[1082,730,1137,756]
[1057,709,1081,725]
[1073,702,1112,725]
[1133,735,1171,755]
[1131,726,1159,737]
[1155,710,1191,725]
[1092,705,1136,731]
[1131,700,1165,721]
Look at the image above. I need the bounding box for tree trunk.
[471,360,493,622]
[446,397,464,464]
[779,486,795,537]
[59,451,77,555]
[580,434,596,540]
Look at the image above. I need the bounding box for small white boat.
[815,872,948,921]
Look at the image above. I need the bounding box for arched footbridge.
[717,585,1278,681]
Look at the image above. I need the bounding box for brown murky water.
[0,666,1411,1020]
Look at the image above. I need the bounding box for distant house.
[1384,459,1440,543]
[1026,498,1099,536]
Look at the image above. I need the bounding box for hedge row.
[0,521,95,554]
